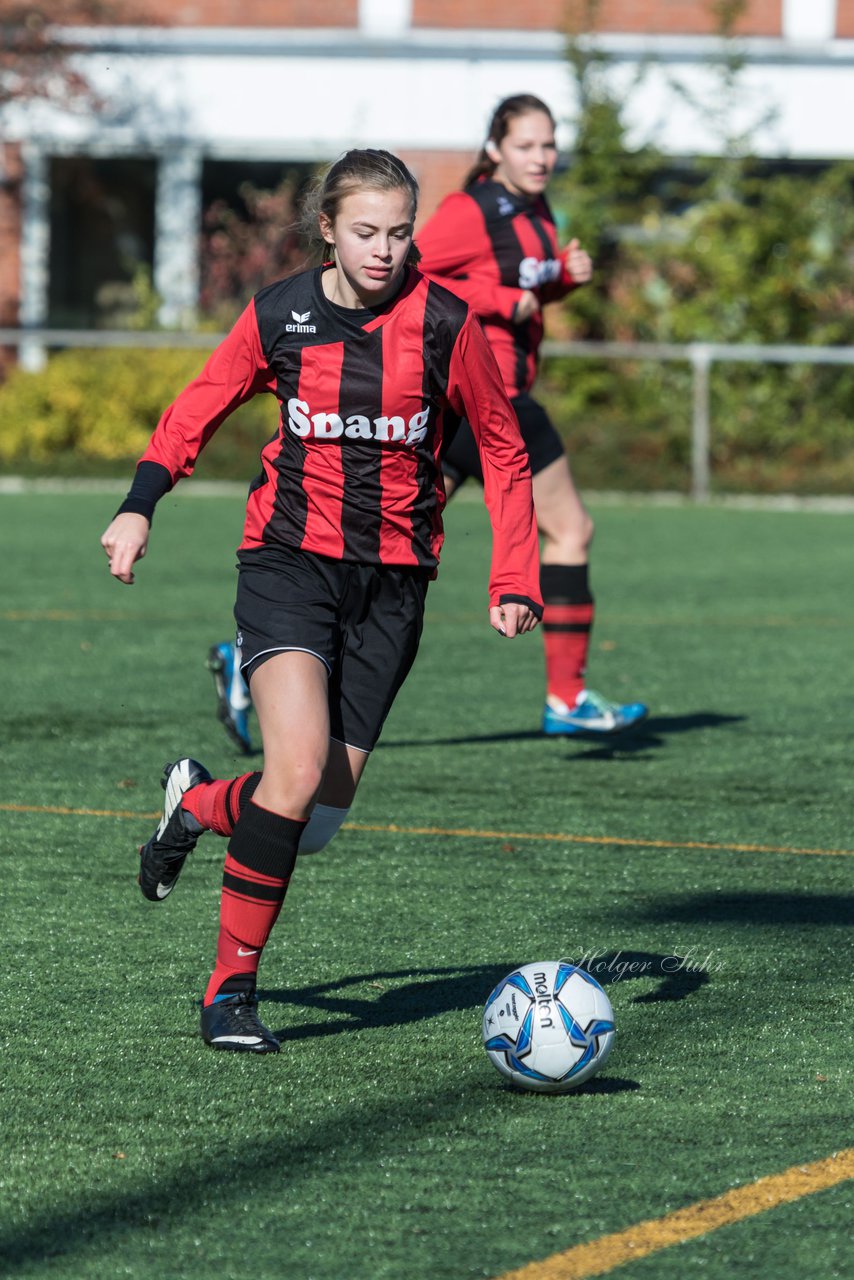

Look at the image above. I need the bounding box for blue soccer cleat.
[207,641,253,754]
[542,689,648,737]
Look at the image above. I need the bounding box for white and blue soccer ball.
[482,960,615,1093]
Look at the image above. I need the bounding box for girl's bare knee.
[544,511,594,562]
[257,756,325,816]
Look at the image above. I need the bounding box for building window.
[199,159,314,320]
[48,156,156,327]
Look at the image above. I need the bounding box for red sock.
[183,772,261,837]
[203,800,306,1005]
[541,563,595,708]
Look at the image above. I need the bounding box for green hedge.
[538,356,854,495]
[2,343,854,494]
[542,72,854,494]
[0,347,278,480]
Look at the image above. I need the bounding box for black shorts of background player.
[418,93,648,737]
[100,148,542,1054]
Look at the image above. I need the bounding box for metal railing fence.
[542,339,854,500]
[3,328,854,501]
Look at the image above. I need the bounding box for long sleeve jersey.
[416,179,580,398]
[120,265,542,613]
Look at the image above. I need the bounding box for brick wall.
[412,0,564,29]
[836,0,854,37]
[87,0,358,26]
[68,0,787,35]
[582,1,782,36]
[0,144,22,328]
[400,150,475,227]
[66,0,850,37]
[413,1,783,36]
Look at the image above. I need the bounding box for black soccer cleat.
[138,758,212,902]
[200,991,280,1054]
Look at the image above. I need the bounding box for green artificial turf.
[0,490,851,1280]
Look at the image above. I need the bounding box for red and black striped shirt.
[121,265,541,610]
[416,179,579,398]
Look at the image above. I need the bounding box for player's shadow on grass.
[379,728,545,748]
[1,959,682,1269]
[261,952,705,1044]
[638,891,854,927]
[0,1058,631,1275]
[262,962,514,1041]
[378,712,745,756]
[558,712,747,761]
[0,710,167,740]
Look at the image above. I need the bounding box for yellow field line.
[346,821,852,857]
[0,802,152,820]
[493,1149,854,1280]
[0,804,851,857]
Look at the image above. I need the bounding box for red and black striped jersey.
[416,178,579,398]
[123,265,541,611]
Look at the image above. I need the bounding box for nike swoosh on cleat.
[237,947,259,957]
[155,882,173,899]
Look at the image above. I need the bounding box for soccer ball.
[482,960,615,1092]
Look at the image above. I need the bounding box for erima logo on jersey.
[286,309,317,333]
[497,195,515,216]
[519,255,563,289]
[287,398,430,445]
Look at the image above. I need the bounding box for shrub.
[0,346,277,477]
[544,15,854,495]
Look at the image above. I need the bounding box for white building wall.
[10,29,854,161]
[5,26,854,330]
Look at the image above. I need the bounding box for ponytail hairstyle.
[300,148,421,265]
[463,94,557,188]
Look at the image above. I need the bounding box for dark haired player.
[101,149,541,1054]
[418,94,647,737]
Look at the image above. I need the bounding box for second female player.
[418,93,647,737]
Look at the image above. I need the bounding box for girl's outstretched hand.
[100,512,150,585]
[489,603,540,638]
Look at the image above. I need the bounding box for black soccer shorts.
[442,392,565,488]
[234,545,429,753]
